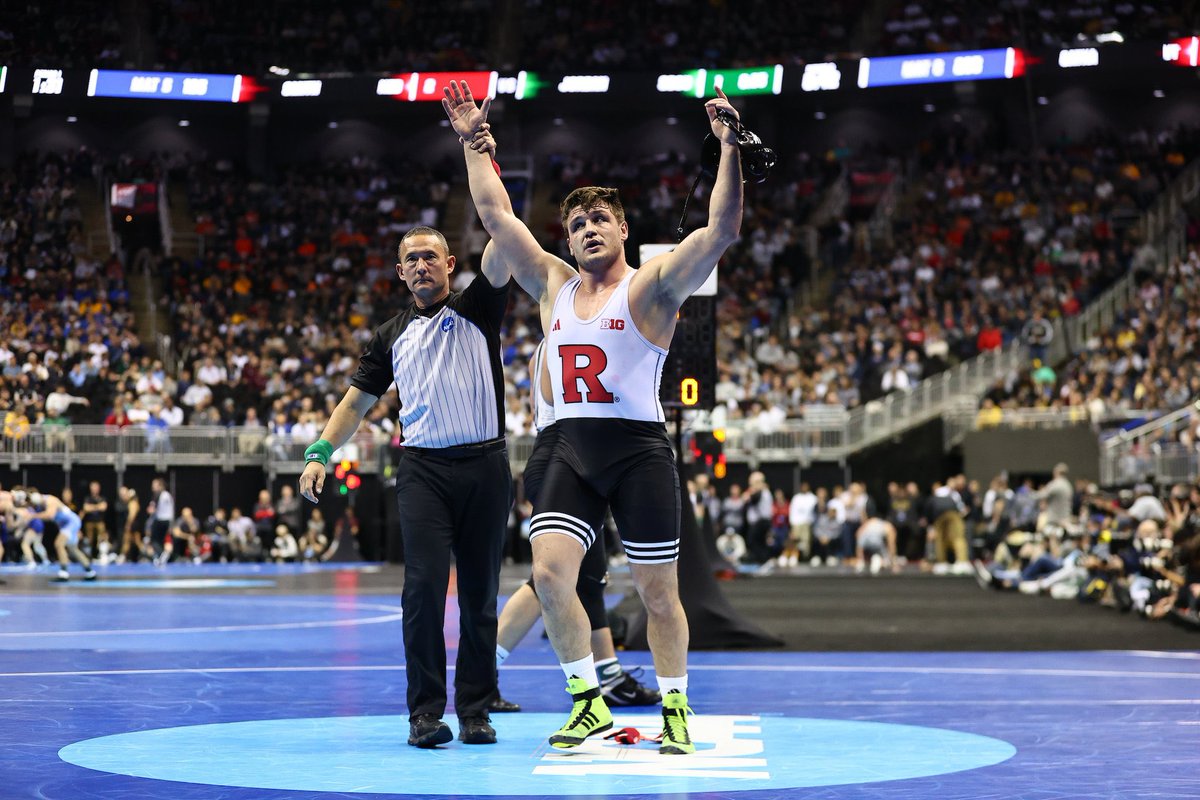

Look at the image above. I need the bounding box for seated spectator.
[164,506,201,564]
[204,507,231,563]
[301,509,328,562]
[270,524,299,563]
[227,507,259,562]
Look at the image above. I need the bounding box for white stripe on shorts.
[529,511,594,550]
[623,539,680,564]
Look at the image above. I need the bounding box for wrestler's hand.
[442,79,492,141]
[705,85,739,145]
[299,461,326,505]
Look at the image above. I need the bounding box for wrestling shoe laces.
[659,690,695,754]
[548,677,613,749]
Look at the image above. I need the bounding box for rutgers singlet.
[546,271,667,423]
[530,340,556,432]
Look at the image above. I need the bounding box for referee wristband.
[304,439,334,466]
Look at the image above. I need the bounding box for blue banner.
[857,48,1017,88]
[87,69,243,102]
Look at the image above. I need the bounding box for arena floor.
[0,561,1196,799]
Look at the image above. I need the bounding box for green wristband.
[304,439,334,466]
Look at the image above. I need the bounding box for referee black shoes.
[488,694,522,712]
[457,716,497,745]
[408,714,453,748]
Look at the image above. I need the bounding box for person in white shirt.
[785,483,818,567]
[180,378,213,409]
[44,385,90,419]
[1126,483,1167,524]
[270,524,300,562]
[158,395,184,427]
[226,508,258,561]
[880,364,911,393]
[146,477,175,563]
[196,356,228,386]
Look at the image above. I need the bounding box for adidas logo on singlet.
[552,319,561,331]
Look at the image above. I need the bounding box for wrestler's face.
[565,203,627,271]
[398,234,456,308]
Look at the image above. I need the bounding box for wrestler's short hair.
[398,226,450,260]
[560,186,625,231]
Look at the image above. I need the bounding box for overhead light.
[438,119,450,127]
[1096,31,1124,44]
[178,119,190,127]
[1037,96,1048,105]
[328,121,339,129]
[268,65,290,76]
[666,116,678,125]
[552,117,564,126]
[66,115,78,122]
[1153,89,1165,98]
[814,110,826,120]
[923,103,935,113]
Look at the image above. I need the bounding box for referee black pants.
[396,444,512,721]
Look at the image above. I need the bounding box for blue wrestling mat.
[0,565,1196,800]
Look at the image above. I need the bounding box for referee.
[299,225,512,749]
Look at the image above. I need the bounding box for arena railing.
[873,154,1200,455]
[943,405,1155,448]
[842,340,1029,454]
[1099,401,1200,486]
[0,422,545,478]
[1102,441,1199,488]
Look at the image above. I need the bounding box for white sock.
[596,657,622,687]
[561,654,599,689]
[657,674,688,696]
[496,645,510,668]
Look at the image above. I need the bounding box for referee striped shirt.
[351,273,509,448]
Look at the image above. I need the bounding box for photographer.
[1122,519,1182,616]
[1164,535,1200,627]
[1125,483,1167,526]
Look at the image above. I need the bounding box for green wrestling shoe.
[548,677,613,749]
[658,690,695,754]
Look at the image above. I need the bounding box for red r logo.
[559,344,615,404]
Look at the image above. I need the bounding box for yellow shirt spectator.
[976,401,1003,429]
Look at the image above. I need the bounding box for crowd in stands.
[0,150,148,434]
[148,0,490,74]
[981,248,1200,419]
[4,1,1197,79]
[874,0,1195,54]
[515,0,861,71]
[710,125,1200,423]
[0,1,125,69]
[3,120,1198,451]
[148,152,461,442]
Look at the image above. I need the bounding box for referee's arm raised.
[298,387,378,504]
[443,80,573,307]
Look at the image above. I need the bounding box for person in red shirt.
[252,489,277,553]
[976,319,1003,352]
[104,398,132,429]
[770,489,790,560]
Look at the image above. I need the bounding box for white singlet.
[530,340,556,433]
[546,271,667,423]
